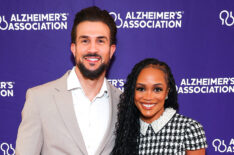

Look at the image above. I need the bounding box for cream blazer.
[16,71,121,155]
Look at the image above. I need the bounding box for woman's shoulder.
[171,113,208,149]
[171,113,205,129]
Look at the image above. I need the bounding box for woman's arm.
[186,148,206,155]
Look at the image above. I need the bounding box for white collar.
[67,67,108,98]
[140,108,176,136]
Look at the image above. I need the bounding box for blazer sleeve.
[16,89,43,155]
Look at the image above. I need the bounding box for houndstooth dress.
[139,108,207,155]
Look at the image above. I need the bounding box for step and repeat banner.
[0,0,234,154]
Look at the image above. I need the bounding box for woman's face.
[134,67,169,123]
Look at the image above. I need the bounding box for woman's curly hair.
[111,58,179,155]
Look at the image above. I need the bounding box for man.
[16,6,121,155]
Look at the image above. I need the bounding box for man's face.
[71,21,116,79]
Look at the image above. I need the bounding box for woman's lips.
[141,103,156,109]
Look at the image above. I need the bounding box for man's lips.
[84,56,101,62]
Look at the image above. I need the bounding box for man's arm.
[16,89,43,155]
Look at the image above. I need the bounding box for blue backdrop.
[0,0,234,154]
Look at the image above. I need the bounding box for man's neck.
[75,67,105,101]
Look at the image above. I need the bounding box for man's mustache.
[83,54,101,58]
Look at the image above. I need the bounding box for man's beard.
[76,54,109,80]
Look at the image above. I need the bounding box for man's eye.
[136,87,145,91]
[154,87,163,92]
[98,39,105,43]
[81,39,88,43]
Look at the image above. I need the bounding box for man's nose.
[88,41,98,53]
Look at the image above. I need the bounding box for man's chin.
[84,65,101,71]
[77,62,107,80]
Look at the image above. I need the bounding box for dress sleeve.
[184,120,208,150]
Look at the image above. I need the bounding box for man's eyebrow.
[78,35,108,40]
[78,35,89,39]
[97,36,108,40]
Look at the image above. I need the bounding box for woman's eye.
[136,87,145,91]
[154,87,163,92]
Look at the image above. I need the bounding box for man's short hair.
[71,6,117,45]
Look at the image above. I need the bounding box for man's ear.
[71,43,76,57]
[110,44,116,58]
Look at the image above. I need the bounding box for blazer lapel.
[53,72,88,155]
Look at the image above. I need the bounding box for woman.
[112,58,207,155]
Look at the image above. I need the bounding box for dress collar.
[140,108,176,136]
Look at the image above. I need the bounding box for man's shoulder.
[107,81,122,102]
[107,81,122,94]
[28,70,70,94]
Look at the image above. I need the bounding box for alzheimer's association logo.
[0,142,15,155]
[107,78,125,91]
[0,13,68,31]
[219,10,234,26]
[0,16,8,30]
[213,138,234,153]
[109,12,123,28]
[0,81,15,97]
[110,11,183,29]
